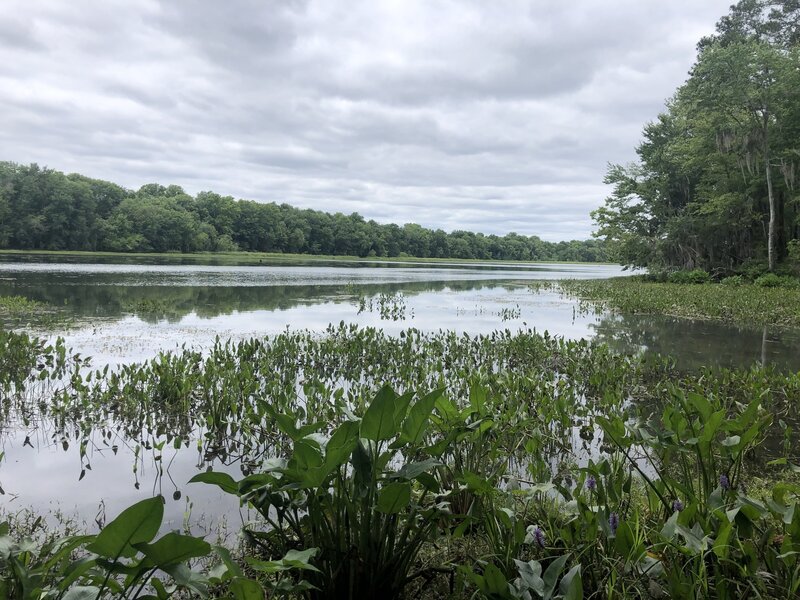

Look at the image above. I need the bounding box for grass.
[0,248,615,267]
[0,295,45,314]
[556,276,800,328]
[0,295,70,329]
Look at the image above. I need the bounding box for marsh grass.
[555,277,800,328]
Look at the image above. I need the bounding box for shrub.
[667,269,710,284]
[194,385,451,600]
[789,239,800,274]
[720,275,744,286]
[755,273,795,288]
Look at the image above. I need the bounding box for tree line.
[594,0,800,273]
[0,162,606,263]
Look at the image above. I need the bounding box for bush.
[789,239,800,274]
[667,269,710,284]
[754,273,799,288]
[720,275,745,286]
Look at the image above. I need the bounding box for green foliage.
[593,2,800,272]
[667,269,711,284]
[194,385,449,599]
[755,273,799,288]
[4,320,800,597]
[558,276,800,327]
[721,275,745,286]
[0,162,606,262]
[0,497,222,598]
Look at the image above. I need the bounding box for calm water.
[1,255,799,534]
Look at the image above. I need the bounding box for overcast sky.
[2,1,733,241]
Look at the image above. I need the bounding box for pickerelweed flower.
[532,526,546,548]
[586,475,597,491]
[720,474,730,490]
[609,512,619,534]
[673,499,684,512]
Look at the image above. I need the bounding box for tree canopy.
[0,162,606,263]
[593,0,800,272]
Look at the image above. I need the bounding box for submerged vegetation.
[1,324,800,597]
[555,276,800,328]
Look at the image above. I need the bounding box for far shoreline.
[0,249,620,268]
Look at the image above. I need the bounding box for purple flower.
[720,474,730,491]
[609,512,619,534]
[672,499,684,512]
[533,526,546,548]
[586,475,597,491]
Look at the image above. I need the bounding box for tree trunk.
[765,109,777,271]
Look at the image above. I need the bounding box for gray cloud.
[0,0,731,241]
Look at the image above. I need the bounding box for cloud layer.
[1,0,731,240]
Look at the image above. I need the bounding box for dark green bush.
[666,269,710,284]
[754,273,797,288]
[720,275,745,286]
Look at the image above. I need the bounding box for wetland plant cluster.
[554,277,800,328]
[1,326,800,598]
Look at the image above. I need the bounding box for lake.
[1,255,799,536]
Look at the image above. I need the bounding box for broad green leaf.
[377,481,411,514]
[560,564,583,600]
[86,497,163,559]
[230,577,265,600]
[542,554,569,599]
[514,559,544,596]
[292,439,323,471]
[138,532,211,567]
[397,388,442,446]
[282,548,320,571]
[324,420,359,469]
[395,458,442,481]
[189,472,238,495]
[712,521,733,559]
[360,385,400,441]
[614,521,635,558]
[62,587,101,600]
[481,562,509,594]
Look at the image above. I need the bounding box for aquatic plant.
[195,385,451,599]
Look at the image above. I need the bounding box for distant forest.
[0,162,607,262]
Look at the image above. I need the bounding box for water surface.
[1,255,798,535]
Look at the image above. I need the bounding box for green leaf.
[481,562,509,594]
[377,481,411,514]
[542,554,569,599]
[559,565,583,600]
[395,458,442,481]
[282,548,320,571]
[189,472,239,495]
[291,439,324,474]
[712,521,733,559]
[230,577,265,600]
[137,532,211,567]
[614,521,635,558]
[86,497,163,559]
[514,559,544,596]
[398,388,442,446]
[360,385,401,442]
[62,587,101,600]
[324,420,359,469]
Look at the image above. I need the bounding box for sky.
[1,1,734,241]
